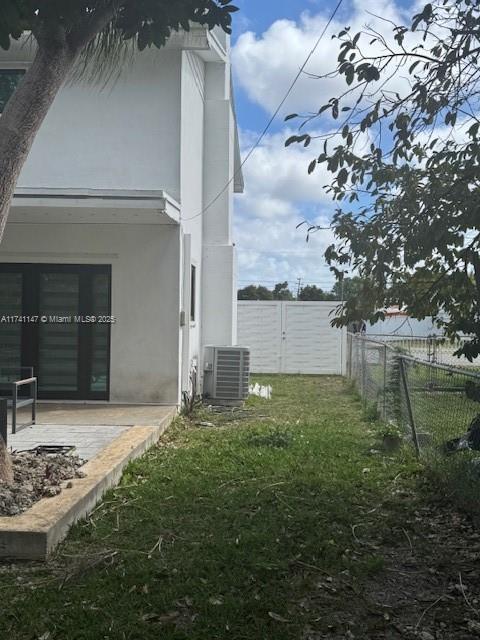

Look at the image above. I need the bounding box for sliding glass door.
[38,272,80,395]
[0,264,111,400]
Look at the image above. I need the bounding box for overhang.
[10,188,181,225]
[165,26,228,62]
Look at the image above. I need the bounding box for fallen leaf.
[141,611,180,624]
[468,620,480,634]
[268,611,290,623]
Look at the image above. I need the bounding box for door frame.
[0,263,112,401]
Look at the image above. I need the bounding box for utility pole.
[296,277,302,299]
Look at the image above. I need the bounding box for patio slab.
[10,424,131,460]
[0,406,177,560]
[14,402,175,427]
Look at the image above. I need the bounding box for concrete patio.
[0,403,177,559]
[8,403,176,461]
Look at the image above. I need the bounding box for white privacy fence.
[237,301,347,375]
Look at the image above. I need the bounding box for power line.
[237,281,337,290]
[237,279,335,283]
[182,0,345,222]
[235,247,334,254]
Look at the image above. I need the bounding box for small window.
[0,69,25,113]
[190,265,196,322]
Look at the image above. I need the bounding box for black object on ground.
[443,414,480,454]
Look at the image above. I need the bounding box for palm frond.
[70,18,136,87]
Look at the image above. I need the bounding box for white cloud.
[231,0,474,291]
[233,121,376,288]
[234,213,337,289]
[240,127,333,209]
[232,0,415,118]
[231,0,423,290]
[234,128,339,289]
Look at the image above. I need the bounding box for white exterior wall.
[0,31,242,404]
[0,222,182,403]
[178,49,240,391]
[201,60,238,353]
[202,245,237,346]
[18,49,183,200]
[179,52,205,387]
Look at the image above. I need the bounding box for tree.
[0,0,237,485]
[330,277,365,302]
[237,285,273,300]
[272,282,294,301]
[286,0,480,360]
[0,0,237,243]
[298,285,334,301]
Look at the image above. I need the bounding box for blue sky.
[229,0,413,292]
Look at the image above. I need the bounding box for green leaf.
[337,168,348,187]
[468,122,479,138]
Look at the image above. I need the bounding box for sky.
[229,0,415,293]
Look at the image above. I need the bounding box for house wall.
[201,61,238,353]
[178,51,239,390]
[0,34,241,403]
[179,51,205,383]
[17,49,183,201]
[0,222,182,404]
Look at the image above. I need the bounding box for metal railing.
[0,367,37,444]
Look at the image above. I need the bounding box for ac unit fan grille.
[213,348,250,401]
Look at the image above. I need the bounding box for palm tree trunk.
[0,437,13,485]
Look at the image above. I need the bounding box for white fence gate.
[237,301,347,374]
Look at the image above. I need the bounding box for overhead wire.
[181,0,345,222]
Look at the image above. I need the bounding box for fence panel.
[237,301,346,375]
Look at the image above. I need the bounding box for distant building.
[366,307,444,337]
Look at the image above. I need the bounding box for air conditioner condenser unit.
[203,346,250,405]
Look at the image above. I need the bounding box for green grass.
[0,375,424,639]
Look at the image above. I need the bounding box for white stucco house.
[0,26,243,405]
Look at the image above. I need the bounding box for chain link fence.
[347,333,480,456]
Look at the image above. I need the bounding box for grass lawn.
[1,375,480,640]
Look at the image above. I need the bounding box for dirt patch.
[296,502,480,639]
[0,451,85,516]
[363,504,480,639]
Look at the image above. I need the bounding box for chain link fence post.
[361,338,366,402]
[399,357,420,457]
[347,333,352,379]
[382,344,387,421]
